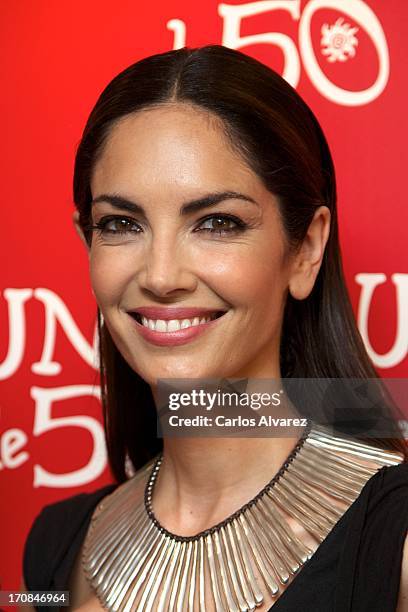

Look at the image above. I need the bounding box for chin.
[137,362,212,385]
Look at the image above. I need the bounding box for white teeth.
[167,319,181,332]
[139,314,215,332]
[155,319,167,332]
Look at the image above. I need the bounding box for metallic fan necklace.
[82,423,403,611]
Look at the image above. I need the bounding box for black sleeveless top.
[23,463,408,611]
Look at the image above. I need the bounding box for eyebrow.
[91,191,259,216]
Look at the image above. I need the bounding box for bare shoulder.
[397,532,408,612]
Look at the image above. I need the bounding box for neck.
[150,374,305,535]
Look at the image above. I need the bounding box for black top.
[23,464,408,611]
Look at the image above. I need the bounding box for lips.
[127,307,228,347]
[128,306,226,322]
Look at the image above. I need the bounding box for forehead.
[90,103,263,197]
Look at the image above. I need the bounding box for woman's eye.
[196,215,245,235]
[93,216,141,236]
[87,213,246,242]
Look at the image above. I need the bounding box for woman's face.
[87,103,298,386]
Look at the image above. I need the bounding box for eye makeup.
[86,212,251,242]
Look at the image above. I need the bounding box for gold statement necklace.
[82,423,403,611]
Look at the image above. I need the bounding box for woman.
[22,45,407,611]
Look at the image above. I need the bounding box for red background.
[1,0,407,591]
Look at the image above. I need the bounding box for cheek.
[201,243,287,309]
[89,248,133,307]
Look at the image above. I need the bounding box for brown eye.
[89,215,142,239]
[196,215,245,235]
[86,215,142,244]
[102,217,140,233]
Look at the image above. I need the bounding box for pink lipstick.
[127,307,227,347]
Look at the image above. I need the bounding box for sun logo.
[321,17,359,63]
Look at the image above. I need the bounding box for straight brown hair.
[73,45,407,481]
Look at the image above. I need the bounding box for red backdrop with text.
[1,0,407,591]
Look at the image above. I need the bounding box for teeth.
[139,315,216,332]
[167,320,181,332]
[155,319,167,332]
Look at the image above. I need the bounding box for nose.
[138,232,197,297]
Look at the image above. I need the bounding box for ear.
[73,210,91,252]
[288,205,331,300]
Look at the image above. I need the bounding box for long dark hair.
[73,45,407,481]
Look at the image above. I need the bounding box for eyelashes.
[195,214,247,235]
[88,216,141,236]
[86,213,248,241]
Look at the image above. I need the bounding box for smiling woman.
[83,102,302,382]
[22,45,407,612]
